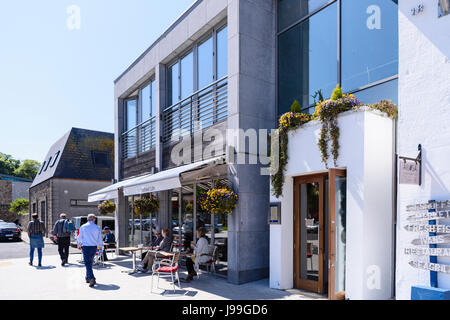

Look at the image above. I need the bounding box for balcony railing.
[121,116,157,159]
[162,76,228,143]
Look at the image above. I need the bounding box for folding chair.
[151,252,181,293]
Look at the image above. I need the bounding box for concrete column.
[114,97,124,181]
[115,188,128,250]
[226,0,276,284]
[157,190,171,233]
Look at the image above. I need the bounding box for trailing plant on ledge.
[270,87,398,198]
[312,85,361,167]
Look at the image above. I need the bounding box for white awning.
[123,156,225,197]
[87,175,145,202]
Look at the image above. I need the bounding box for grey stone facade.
[113,0,277,284]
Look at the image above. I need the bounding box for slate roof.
[30,128,114,189]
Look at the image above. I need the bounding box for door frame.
[328,168,347,300]
[293,173,327,293]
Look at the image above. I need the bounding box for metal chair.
[194,244,217,278]
[93,249,105,267]
[151,252,181,293]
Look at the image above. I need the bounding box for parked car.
[0,222,21,242]
[70,216,115,247]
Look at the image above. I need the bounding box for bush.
[9,198,29,215]
[290,100,301,113]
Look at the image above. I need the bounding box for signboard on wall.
[399,159,420,185]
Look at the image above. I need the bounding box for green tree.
[9,198,29,215]
[0,153,20,176]
[13,160,41,180]
[290,100,301,113]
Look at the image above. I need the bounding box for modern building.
[0,174,32,221]
[89,0,450,299]
[29,128,114,236]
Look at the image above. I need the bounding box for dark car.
[0,222,22,242]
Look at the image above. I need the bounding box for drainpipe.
[392,118,398,299]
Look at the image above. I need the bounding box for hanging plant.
[198,180,238,215]
[98,200,116,216]
[313,85,361,168]
[133,194,160,218]
[271,108,311,198]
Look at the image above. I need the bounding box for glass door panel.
[294,175,325,293]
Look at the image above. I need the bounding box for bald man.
[52,213,72,266]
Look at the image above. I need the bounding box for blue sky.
[0,0,194,162]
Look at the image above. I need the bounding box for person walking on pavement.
[53,213,72,266]
[77,213,103,287]
[27,213,46,267]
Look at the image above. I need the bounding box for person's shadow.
[33,265,56,270]
[91,284,120,291]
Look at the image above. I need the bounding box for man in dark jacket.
[102,226,116,261]
[52,213,72,266]
[138,228,172,272]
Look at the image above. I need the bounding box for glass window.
[277,0,331,31]
[141,84,151,122]
[126,99,137,130]
[278,2,337,115]
[181,52,194,100]
[342,0,398,92]
[352,79,398,105]
[217,26,228,80]
[198,37,214,90]
[168,62,179,107]
[151,81,156,118]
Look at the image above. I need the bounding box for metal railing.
[162,76,228,143]
[121,116,157,159]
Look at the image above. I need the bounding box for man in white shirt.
[77,214,103,287]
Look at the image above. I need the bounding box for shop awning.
[122,156,225,197]
[87,175,145,202]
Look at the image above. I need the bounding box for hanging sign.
[404,224,450,233]
[409,261,450,274]
[412,234,450,245]
[405,247,450,257]
[407,210,450,221]
[399,159,420,185]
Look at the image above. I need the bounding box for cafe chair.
[151,252,181,293]
[194,244,217,279]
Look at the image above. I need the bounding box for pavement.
[0,253,325,300]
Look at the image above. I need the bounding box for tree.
[0,153,20,176]
[13,160,41,180]
[9,198,29,215]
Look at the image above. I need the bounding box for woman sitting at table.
[138,228,171,272]
[184,227,210,281]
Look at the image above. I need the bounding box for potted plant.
[98,200,116,216]
[133,194,160,218]
[198,180,238,215]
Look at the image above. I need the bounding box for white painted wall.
[396,0,450,300]
[270,108,395,300]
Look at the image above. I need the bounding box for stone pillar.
[226,0,276,284]
[116,188,128,250]
[155,63,166,171]
[157,190,171,233]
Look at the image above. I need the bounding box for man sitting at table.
[141,231,163,261]
[102,226,116,262]
[138,228,171,273]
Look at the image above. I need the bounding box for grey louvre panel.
[30,128,114,189]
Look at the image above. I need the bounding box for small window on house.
[44,157,52,172]
[92,151,109,167]
[50,151,60,167]
[38,162,46,175]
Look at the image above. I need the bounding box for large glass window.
[198,37,214,90]
[140,84,151,122]
[181,52,194,100]
[352,79,398,105]
[217,26,228,80]
[278,0,331,31]
[126,99,137,130]
[278,2,337,114]
[168,62,180,107]
[342,0,398,92]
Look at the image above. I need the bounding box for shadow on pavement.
[92,284,120,291]
[32,265,56,270]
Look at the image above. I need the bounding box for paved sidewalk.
[0,254,325,300]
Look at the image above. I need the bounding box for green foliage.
[330,84,343,101]
[9,198,29,215]
[312,90,324,104]
[98,200,116,216]
[13,160,41,180]
[290,100,301,113]
[0,153,40,180]
[0,153,20,176]
[133,194,160,218]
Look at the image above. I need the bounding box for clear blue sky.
[0,0,194,163]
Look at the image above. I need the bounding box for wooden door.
[293,174,326,293]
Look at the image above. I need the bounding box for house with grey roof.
[29,128,114,235]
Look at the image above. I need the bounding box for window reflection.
[198,37,214,91]
[168,62,179,107]
[278,0,331,31]
[181,52,194,100]
[342,0,398,92]
[217,26,228,80]
[278,3,337,114]
[352,79,398,105]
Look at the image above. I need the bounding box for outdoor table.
[119,247,151,274]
